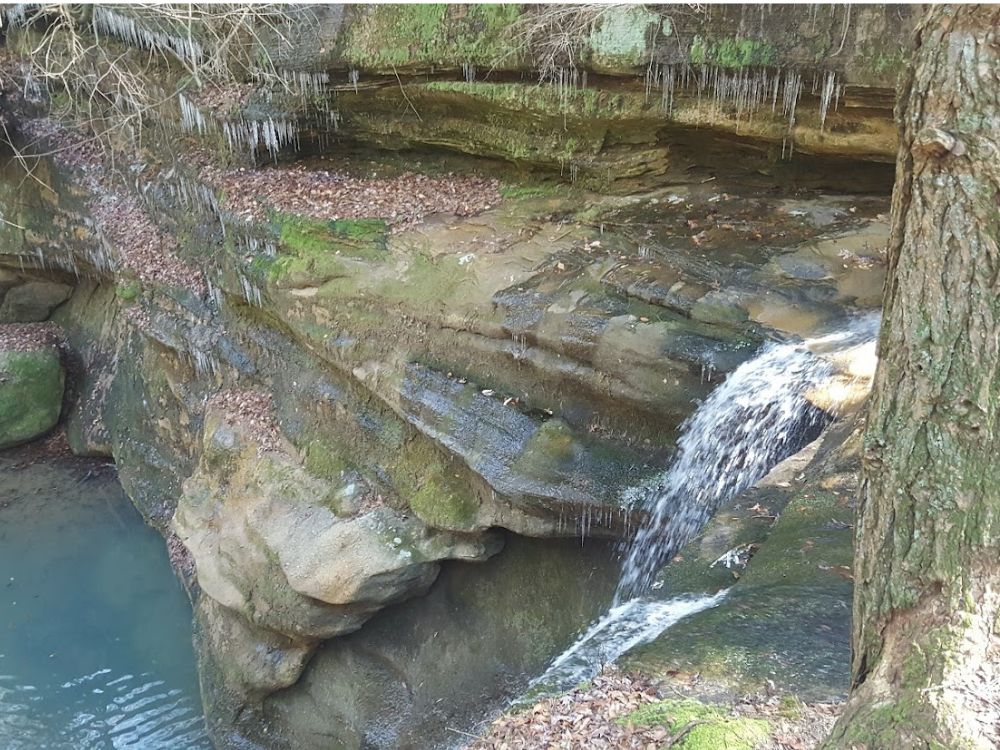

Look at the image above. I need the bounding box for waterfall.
[615,340,833,601]
[525,316,879,698]
[615,314,879,601]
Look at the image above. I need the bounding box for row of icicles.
[175,60,845,162]
[1,5,847,162]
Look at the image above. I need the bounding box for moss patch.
[621,698,770,750]
[690,35,775,68]
[273,212,387,259]
[0,348,64,448]
[303,438,350,481]
[115,279,143,302]
[390,438,480,531]
[267,212,387,287]
[343,4,522,71]
[499,183,561,200]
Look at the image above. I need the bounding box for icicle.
[178,94,208,135]
[661,64,675,114]
[92,6,204,65]
[819,70,836,132]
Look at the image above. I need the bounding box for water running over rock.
[525,591,728,698]
[526,316,879,698]
[616,315,880,601]
[615,341,834,601]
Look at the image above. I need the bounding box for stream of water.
[0,454,209,750]
[531,315,880,694]
[614,340,834,602]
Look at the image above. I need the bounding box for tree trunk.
[823,5,1000,748]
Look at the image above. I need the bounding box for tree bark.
[824,5,1000,749]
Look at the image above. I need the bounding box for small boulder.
[0,280,73,322]
[0,324,65,448]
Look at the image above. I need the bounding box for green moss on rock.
[115,279,143,302]
[390,438,480,531]
[0,348,64,448]
[343,4,522,71]
[267,213,387,287]
[621,698,770,750]
[304,438,349,480]
[690,35,775,68]
[408,464,479,530]
[273,212,387,259]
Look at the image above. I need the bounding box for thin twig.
[392,64,423,122]
[666,719,707,747]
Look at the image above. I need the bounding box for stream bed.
[0,449,209,749]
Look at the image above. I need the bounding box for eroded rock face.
[262,534,620,750]
[0,103,889,747]
[0,335,64,448]
[174,407,502,645]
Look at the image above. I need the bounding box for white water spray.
[525,316,879,698]
[615,338,835,601]
[526,591,728,697]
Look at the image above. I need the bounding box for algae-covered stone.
[0,346,64,448]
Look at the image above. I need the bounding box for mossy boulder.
[0,346,64,448]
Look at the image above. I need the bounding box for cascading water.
[615,340,833,602]
[528,315,879,696]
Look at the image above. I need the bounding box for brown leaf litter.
[466,671,842,750]
[0,321,66,352]
[201,163,501,231]
[206,388,282,454]
[20,118,207,295]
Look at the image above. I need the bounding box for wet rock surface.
[0,112,887,748]
[622,417,863,701]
